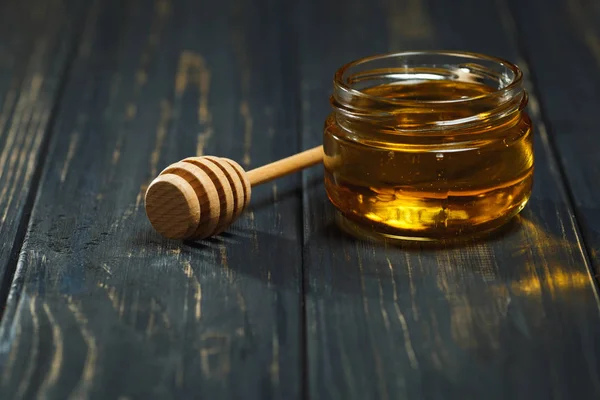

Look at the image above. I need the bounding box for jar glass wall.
[323,51,533,241]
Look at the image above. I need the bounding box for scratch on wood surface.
[67,297,98,398]
[200,333,231,378]
[136,70,148,86]
[139,0,171,67]
[377,274,391,331]
[355,245,369,317]
[247,211,259,250]
[117,288,127,318]
[38,303,64,395]
[146,298,156,336]
[122,0,170,158]
[401,254,419,321]
[387,258,399,300]
[15,296,39,399]
[183,260,202,321]
[60,131,79,183]
[135,189,145,212]
[219,245,228,269]
[101,263,112,275]
[431,351,443,369]
[387,0,433,50]
[151,298,173,338]
[29,74,43,99]
[174,51,211,123]
[182,264,190,319]
[160,301,172,331]
[230,16,253,166]
[196,128,213,157]
[237,291,247,313]
[175,51,213,156]
[541,254,559,299]
[239,101,253,167]
[270,327,280,387]
[112,136,122,166]
[125,103,137,120]
[149,100,172,178]
[395,301,419,370]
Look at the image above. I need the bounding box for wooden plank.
[297,0,600,398]
[0,0,302,398]
[508,0,600,269]
[0,0,87,310]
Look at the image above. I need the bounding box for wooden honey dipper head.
[145,146,324,240]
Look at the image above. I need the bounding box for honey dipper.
[145,145,324,239]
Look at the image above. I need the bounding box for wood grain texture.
[296,0,600,398]
[0,0,302,398]
[0,0,86,310]
[508,0,600,270]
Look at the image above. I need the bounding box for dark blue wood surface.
[509,0,600,271]
[0,0,598,398]
[0,0,86,317]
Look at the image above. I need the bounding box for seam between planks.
[0,3,92,322]
[501,0,600,290]
[284,0,310,396]
[285,4,310,399]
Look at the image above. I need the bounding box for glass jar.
[323,51,533,241]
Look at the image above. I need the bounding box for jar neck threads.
[330,51,527,135]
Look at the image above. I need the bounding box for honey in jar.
[324,51,533,241]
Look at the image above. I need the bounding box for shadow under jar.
[324,51,533,241]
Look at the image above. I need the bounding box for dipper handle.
[247,146,324,186]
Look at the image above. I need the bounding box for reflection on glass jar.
[324,51,533,241]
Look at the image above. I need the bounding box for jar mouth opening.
[333,51,523,107]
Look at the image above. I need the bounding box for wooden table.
[0,0,599,398]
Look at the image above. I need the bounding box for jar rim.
[333,50,523,107]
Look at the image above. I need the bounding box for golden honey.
[324,52,533,241]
